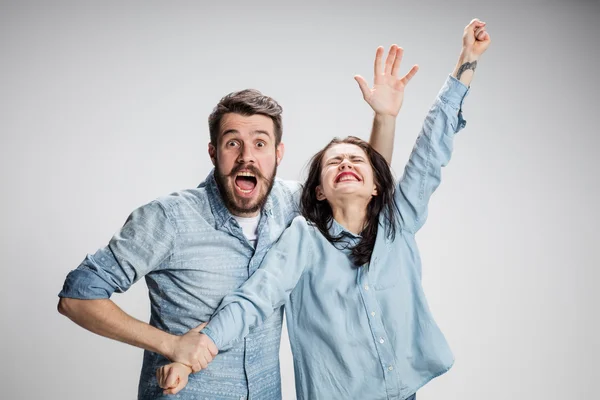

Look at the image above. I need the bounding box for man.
[58,44,419,399]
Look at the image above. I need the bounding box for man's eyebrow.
[221,129,239,137]
[221,129,272,137]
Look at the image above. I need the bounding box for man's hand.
[166,323,219,373]
[157,362,192,395]
[355,44,419,118]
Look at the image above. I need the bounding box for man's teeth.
[239,188,253,193]
[237,171,255,177]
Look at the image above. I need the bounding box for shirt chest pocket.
[370,254,401,290]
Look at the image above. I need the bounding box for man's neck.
[230,209,260,218]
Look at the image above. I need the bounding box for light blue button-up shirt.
[59,172,301,400]
[203,76,469,400]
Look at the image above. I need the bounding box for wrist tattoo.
[457,60,477,80]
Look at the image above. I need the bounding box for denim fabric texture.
[59,173,301,400]
[203,75,469,400]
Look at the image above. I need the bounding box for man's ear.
[316,185,326,201]
[276,142,285,166]
[208,143,217,166]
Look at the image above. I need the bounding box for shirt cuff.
[439,75,470,110]
[201,326,222,350]
[58,269,115,299]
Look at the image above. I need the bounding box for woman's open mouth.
[335,171,361,183]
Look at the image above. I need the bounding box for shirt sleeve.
[58,200,176,299]
[202,216,313,351]
[395,75,470,234]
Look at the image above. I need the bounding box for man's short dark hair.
[208,89,283,146]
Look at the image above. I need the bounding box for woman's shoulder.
[286,215,315,236]
[289,216,322,235]
[280,216,326,251]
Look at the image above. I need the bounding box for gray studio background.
[1,0,598,399]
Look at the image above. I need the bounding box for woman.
[157,19,490,400]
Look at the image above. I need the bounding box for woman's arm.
[356,45,419,164]
[201,216,315,351]
[395,19,491,234]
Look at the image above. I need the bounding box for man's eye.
[226,141,239,148]
[256,141,266,148]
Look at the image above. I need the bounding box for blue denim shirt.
[58,172,301,400]
[203,76,469,400]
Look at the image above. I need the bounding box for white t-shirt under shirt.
[232,214,261,248]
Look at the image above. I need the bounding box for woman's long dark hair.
[300,136,399,267]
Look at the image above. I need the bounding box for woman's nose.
[339,160,353,170]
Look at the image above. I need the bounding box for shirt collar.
[326,214,393,245]
[327,218,361,240]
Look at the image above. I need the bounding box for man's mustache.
[227,164,267,180]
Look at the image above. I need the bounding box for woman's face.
[316,143,378,204]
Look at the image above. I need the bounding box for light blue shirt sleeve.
[203,216,314,350]
[395,75,469,233]
[58,200,176,299]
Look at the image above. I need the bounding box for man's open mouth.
[234,171,258,194]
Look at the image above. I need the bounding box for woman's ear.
[316,185,326,201]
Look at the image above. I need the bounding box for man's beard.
[214,160,277,216]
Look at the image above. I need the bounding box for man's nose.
[237,145,255,163]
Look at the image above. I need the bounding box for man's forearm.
[58,298,175,358]
[369,113,396,164]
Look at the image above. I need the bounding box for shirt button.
[364,284,369,290]
[371,311,376,317]
[379,337,385,344]
[388,365,394,371]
